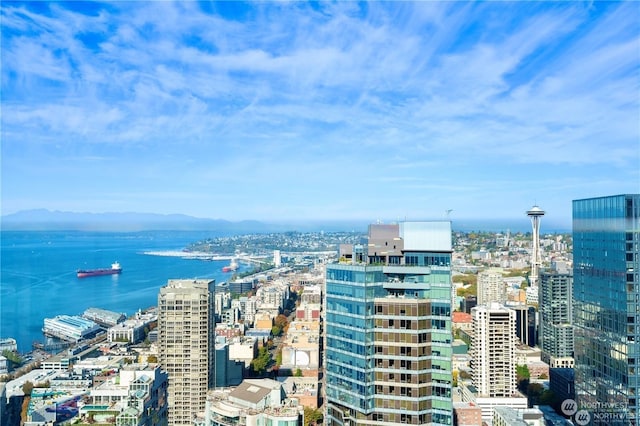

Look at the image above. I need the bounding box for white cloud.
[1,1,638,220]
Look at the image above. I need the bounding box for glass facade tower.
[325,222,453,426]
[573,194,640,425]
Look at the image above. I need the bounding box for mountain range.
[0,209,369,233]
[0,209,274,232]
[1,209,568,233]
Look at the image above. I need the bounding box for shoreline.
[142,250,233,260]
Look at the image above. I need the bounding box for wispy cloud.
[1,1,638,222]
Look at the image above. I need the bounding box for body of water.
[0,230,241,353]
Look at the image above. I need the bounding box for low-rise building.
[43,315,101,342]
[286,320,320,336]
[83,308,126,328]
[515,345,542,366]
[71,355,129,375]
[527,361,550,380]
[226,278,255,294]
[202,379,303,426]
[78,363,168,425]
[0,338,18,353]
[4,370,60,399]
[26,389,84,425]
[538,405,573,425]
[278,376,319,409]
[295,303,321,321]
[228,337,258,369]
[106,310,155,344]
[453,311,473,335]
[50,373,92,391]
[453,403,483,426]
[254,312,274,331]
[300,285,322,304]
[215,338,244,388]
[280,334,320,373]
[256,286,285,310]
[492,406,545,426]
[459,381,528,424]
[0,356,8,375]
[280,320,320,374]
[215,323,244,340]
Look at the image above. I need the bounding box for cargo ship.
[222,259,238,273]
[77,262,122,278]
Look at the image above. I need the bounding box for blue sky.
[1,1,638,227]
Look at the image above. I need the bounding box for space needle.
[527,205,545,287]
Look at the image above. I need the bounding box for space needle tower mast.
[527,205,545,287]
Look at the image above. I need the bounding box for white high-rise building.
[158,279,216,426]
[470,303,517,397]
[273,249,282,267]
[477,269,506,306]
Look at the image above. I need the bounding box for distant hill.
[1,209,568,234]
[0,209,273,233]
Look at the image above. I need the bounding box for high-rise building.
[461,303,526,423]
[507,303,537,348]
[573,194,640,424]
[325,221,453,426]
[470,303,517,398]
[539,269,573,368]
[158,279,216,426]
[527,205,545,287]
[477,269,506,306]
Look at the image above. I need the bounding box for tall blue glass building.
[325,222,453,426]
[573,194,640,425]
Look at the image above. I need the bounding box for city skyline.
[2,2,638,223]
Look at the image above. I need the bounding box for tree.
[22,381,34,396]
[526,382,545,405]
[454,274,478,297]
[516,365,530,393]
[539,388,558,406]
[295,368,303,377]
[516,365,530,381]
[304,407,323,426]
[274,314,289,329]
[251,346,272,376]
[505,268,529,277]
[2,350,22,365]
